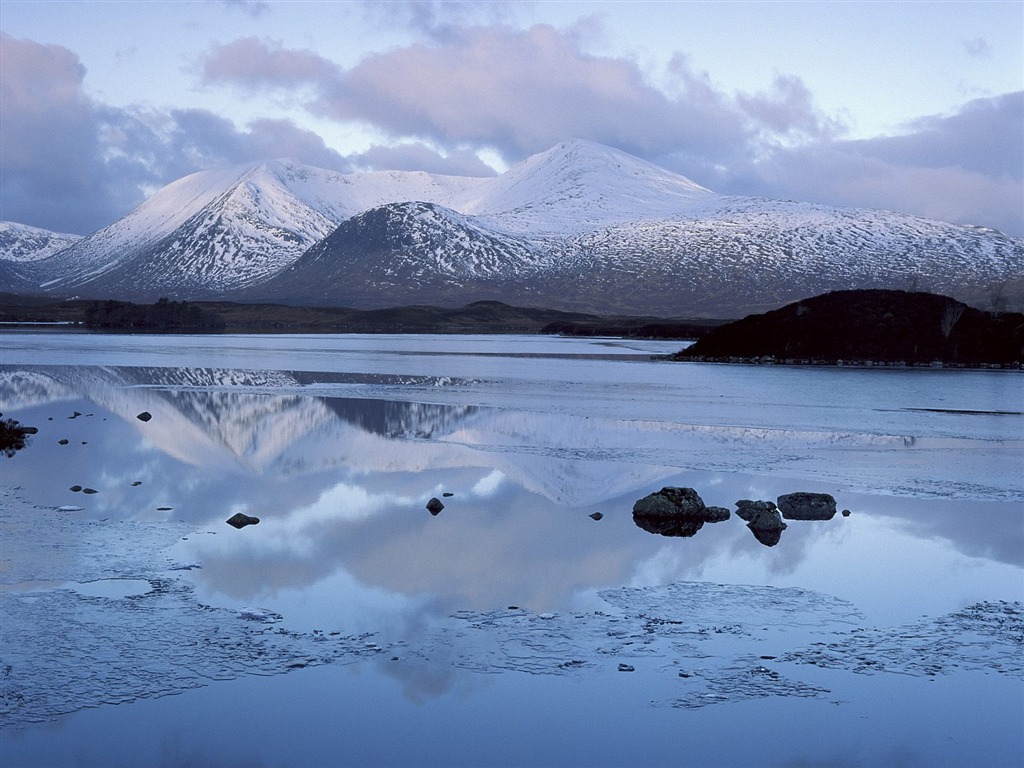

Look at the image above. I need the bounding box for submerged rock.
[136,411,152,422]
[633,487,730,538]
[777,492,838,520]
[744,507,788,547]
[226,512,260,529]
[735,499,777,522]
[589,512,604,521]
[426,497,445,515]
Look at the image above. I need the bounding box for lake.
[1,332,1022,767]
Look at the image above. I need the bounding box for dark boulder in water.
[777,492,838,520]
[744,507,788,547]
[426,497,445,515]
[136,411,152,422]
[735,499,778,522]
[633,487,730,538]
[226,512,260,529]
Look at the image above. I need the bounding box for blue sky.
[1,0,1021,236]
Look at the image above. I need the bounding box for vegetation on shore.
[83,298,226,331]
[675,290,1024,367]
[0,295,718,338]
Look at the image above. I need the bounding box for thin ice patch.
[0,491,385,728]
[778,600,1024,678]
[0,578,384,727]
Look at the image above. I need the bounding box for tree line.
[83,298,225,331]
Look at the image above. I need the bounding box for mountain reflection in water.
[0,334,1021,768]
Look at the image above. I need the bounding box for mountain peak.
[454,139,714,229]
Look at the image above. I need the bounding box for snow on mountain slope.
[253,200,545,305]
[454,139,715,233]
[23,160,484,298]
[0,222,82,262]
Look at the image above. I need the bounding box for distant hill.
[675,290,1024,366]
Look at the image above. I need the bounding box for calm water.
[1,333,1022,767]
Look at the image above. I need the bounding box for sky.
[1,0,1022,237]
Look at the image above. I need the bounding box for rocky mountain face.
[3,140,1021,317]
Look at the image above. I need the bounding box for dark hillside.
[0,296,717,337]
[676,290,1024,366]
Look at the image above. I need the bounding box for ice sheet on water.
[0,491,385,728]
[778,601,1024,678]
[2,490,1020,725]
[0,578,384,727]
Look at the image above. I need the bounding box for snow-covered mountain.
[0,222,83,294]
[3,140,1022,316]
[15,160,483,299]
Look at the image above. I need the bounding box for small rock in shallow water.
[136,411,152,422]
[58,439,69,445]
[842,509,851,517]
[69,485,82,492]
[442,492,454,497]
[226,512,260,529]
[618,663,635,672]
[81,488,98,495]
[426,497,445,515]
[589,512,604,521]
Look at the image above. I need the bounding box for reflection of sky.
[2,347,1021,631]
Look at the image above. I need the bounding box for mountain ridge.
[2,139,1021,317]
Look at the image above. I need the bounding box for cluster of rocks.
[632,487,849,547]
[0,414,38,457]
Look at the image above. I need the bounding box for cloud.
[3,22,1019,239]
[202,36,338,92]
[0,33,128,233]
[201,26,838,165]
[220,0,270,19]
[0,34,350,234]
[845,91,1023,181]
[735,92,1024,234]
[349,142,498,177]
[963,36,991,58]
[736,73,846,142]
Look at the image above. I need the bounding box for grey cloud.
[220,0,271,19]
[350,143,497,177]
[202,37,339,92]
[963,37,991,58]
[735,145,1023,236]
[843,92,1023,181]
[741,92,1024,235]
[0,35,354,234]
[201,26,770,165]
[157,110,352,176]
[737,74,846,140]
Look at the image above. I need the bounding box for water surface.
[1,333,1021,767]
